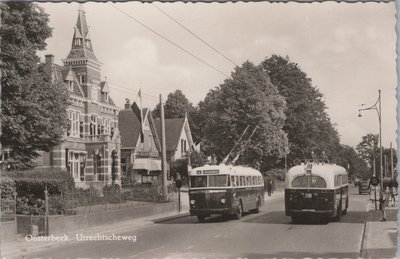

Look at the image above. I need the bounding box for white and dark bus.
[285,161,349,222]
[189,165,264,222]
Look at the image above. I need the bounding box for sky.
[38,2,397,149]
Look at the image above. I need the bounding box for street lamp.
[358,89,383,190]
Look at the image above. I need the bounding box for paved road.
[28,186,369,259]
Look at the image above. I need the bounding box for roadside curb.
[359,202,370,257]
[152,212,190,223]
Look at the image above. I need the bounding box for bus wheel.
[335,204,342,221]
[343,197,349,215]
[291,216,300,224]
[197,216,205,222]
[234,202,243,220]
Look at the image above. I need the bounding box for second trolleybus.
[285,161,349,222]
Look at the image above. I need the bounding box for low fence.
[50,185,178,216]
[1,195,16,222]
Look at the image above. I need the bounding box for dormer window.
[80,75,85,84]
[68,81,73,92]
[86,40,91,48]
[74,38,82,46]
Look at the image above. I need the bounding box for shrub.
[3,168,75,198]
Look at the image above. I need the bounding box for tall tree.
[356,134,378,173]
[152,89,203,143]
[356,134,397,179]
[152,90,193,119]
[334,144,369,180]
[198,61,289,171]
[0,3,70,168]
[260,55,341,165]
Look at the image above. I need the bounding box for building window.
[103,117,111,135]
[181,139,187,157]
[68,81,73,92]
[69,152,80,181]
[90,115,97,135]
[68,110,81,137]
[149,135,152,150]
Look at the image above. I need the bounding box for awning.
[132,158,162,171]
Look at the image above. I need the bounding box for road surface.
[28,186,369,258]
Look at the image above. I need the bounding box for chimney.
[125,98,131,109]
[45,54,54,65]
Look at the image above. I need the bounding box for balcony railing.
[84,134,111,142]
[136,151,160,158]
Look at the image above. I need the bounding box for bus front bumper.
[286,209,334,217]
[190,208,234,216]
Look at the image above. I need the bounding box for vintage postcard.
[0,1,397,258]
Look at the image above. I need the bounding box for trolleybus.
[189,164,264,222]
[285,161,348,222]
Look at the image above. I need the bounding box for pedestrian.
[267,180,272,196]
[391,186,397,207]
[379,187,389,222]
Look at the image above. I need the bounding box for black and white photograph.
[0,1,398,258]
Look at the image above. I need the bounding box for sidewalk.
[1,189,284,258]
[361,200,398,258]
[1,208,190,258]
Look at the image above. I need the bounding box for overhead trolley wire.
[109,3,230,78]
[152,4,239,67]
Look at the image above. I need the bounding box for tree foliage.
[152,89,203,144]
[0,2,70,168]
[334,144,369,180]
[260,55,341,165]
[153,90,194,119]
[356,134,378,169]
[356,134,397,179]
[197,61,289,171]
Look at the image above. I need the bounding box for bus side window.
[231,176,236,187]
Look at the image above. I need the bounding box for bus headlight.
[190,200,196,205]
[220,198,226,204]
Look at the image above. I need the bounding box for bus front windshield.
[190,175,228,188]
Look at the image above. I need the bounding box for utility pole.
[390,142,394,180]
[160,95,168,201]
[384,155,387,179]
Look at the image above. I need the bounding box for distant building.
[118,100,161,185]
[154,115,195,178]
[34,7,121,188]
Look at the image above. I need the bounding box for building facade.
[35,7,121,188]
[154,116,195,179]
[118,100,161,185]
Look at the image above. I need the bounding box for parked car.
[359,181,370,195]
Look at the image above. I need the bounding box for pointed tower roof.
[66,5,98,61]
[100,78,110,93]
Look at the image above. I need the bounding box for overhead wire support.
[110,3,229,78]
[220,125,250,165]
[152,4,239,67]
[231,126,258,165]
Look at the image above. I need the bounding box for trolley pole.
[160,94,168,201]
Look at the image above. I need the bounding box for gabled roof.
[118,108,150,148]
[46,63,85,98]
[154,118,185,152]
